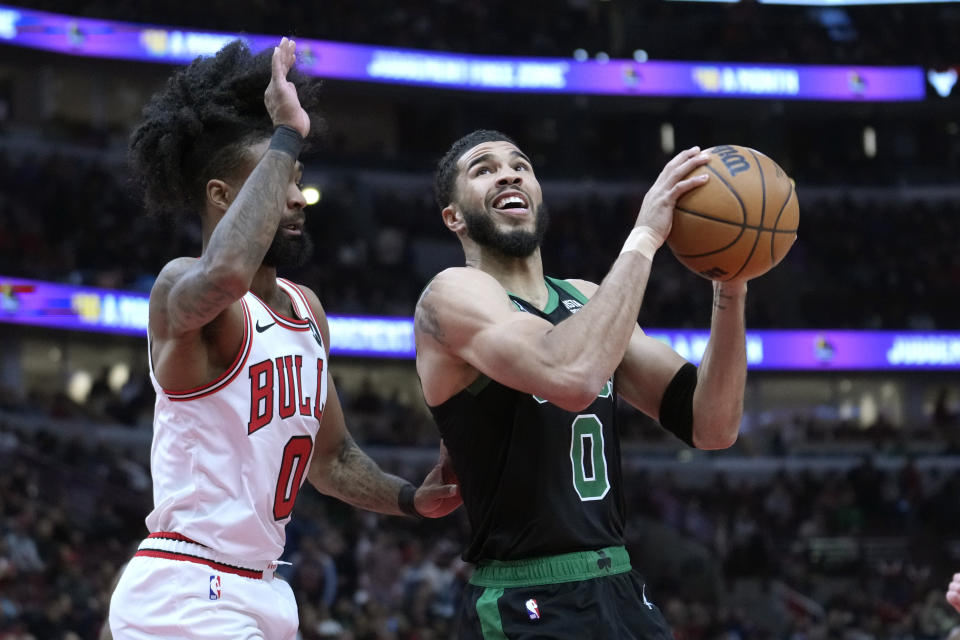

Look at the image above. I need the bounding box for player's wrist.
[398,483,424,520]
[620,226,662,260]
[269,124,304,159]
[714,280,748,297]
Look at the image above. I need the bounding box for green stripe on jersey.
[545,277,589,305]
[476,587,508,640]
[507,280,559,314]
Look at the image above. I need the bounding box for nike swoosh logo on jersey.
[255,320,276,333]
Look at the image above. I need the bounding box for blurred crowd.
[2,150,959,331]
[2,410,960,640]
[9,0,960,66]
[2,3,960,639]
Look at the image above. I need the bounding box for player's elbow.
[692,422,739,450]
[550,369,609,412]
[553,392,595,413]
[695,433,738,450]
[305,456,337,497]
[203,261,252,301]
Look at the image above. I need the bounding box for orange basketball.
[668,145,799,282]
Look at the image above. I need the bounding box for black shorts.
[457,546,672,640]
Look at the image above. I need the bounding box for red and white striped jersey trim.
[278,278,322,328]
[248,283,311,332]
[160,298,254,401]
[136,532,275,579]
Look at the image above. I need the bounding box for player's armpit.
[148,258,247,391]
[616,329,690,419]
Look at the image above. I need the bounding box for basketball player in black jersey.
[414,130,749,639]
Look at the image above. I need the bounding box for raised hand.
[634,146,711,246]
[414,441,462,519]
[264,37,310,138]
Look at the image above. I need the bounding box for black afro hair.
[129,39,324,219]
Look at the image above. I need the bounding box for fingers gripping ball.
[668,145,799,282]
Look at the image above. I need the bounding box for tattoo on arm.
[416,292,448,347]
[167,152,294,332]
[713,288,733,311]
[327,434,405,514]
[208,152,293,274]
[168,271,241,329]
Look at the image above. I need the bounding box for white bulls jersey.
[145,278,327,563]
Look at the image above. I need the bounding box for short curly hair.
[434,129,517,209]
[129,39,324,218]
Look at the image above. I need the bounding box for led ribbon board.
[644,330,960,370]
[3,277,959,368]
[0,4,925,101]
[0,276,413,358]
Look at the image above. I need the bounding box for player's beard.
[461,201,549,258]
[262,228,314,268]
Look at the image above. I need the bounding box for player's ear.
[441,205,465,233]
[206,178,232,212]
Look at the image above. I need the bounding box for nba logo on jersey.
[524,598,540,620]
[209,575,221,601]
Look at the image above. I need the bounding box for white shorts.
[109,533,298,640]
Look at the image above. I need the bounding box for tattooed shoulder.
[415,284,448,347]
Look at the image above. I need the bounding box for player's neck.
[467,248,549,309]
[249,266,281,306]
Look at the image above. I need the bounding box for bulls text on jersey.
[248,355,325,434]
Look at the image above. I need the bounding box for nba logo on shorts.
[209,575,221,600]
[524,598,540,620]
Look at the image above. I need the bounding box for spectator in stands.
[948,573,960,614]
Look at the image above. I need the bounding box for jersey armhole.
[156,298,254,400]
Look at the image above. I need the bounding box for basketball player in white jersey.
[108,38,461,639]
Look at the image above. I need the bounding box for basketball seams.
[726,150,767,281]
[770,180,797,262]
[672,162,749,260]
[672,207,745,257]
[704,163,747,227]
[673,208,797,234]
[672,230,758,259]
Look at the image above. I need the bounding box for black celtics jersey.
[430,276,625,563]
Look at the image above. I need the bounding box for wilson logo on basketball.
[712,144,751,177]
